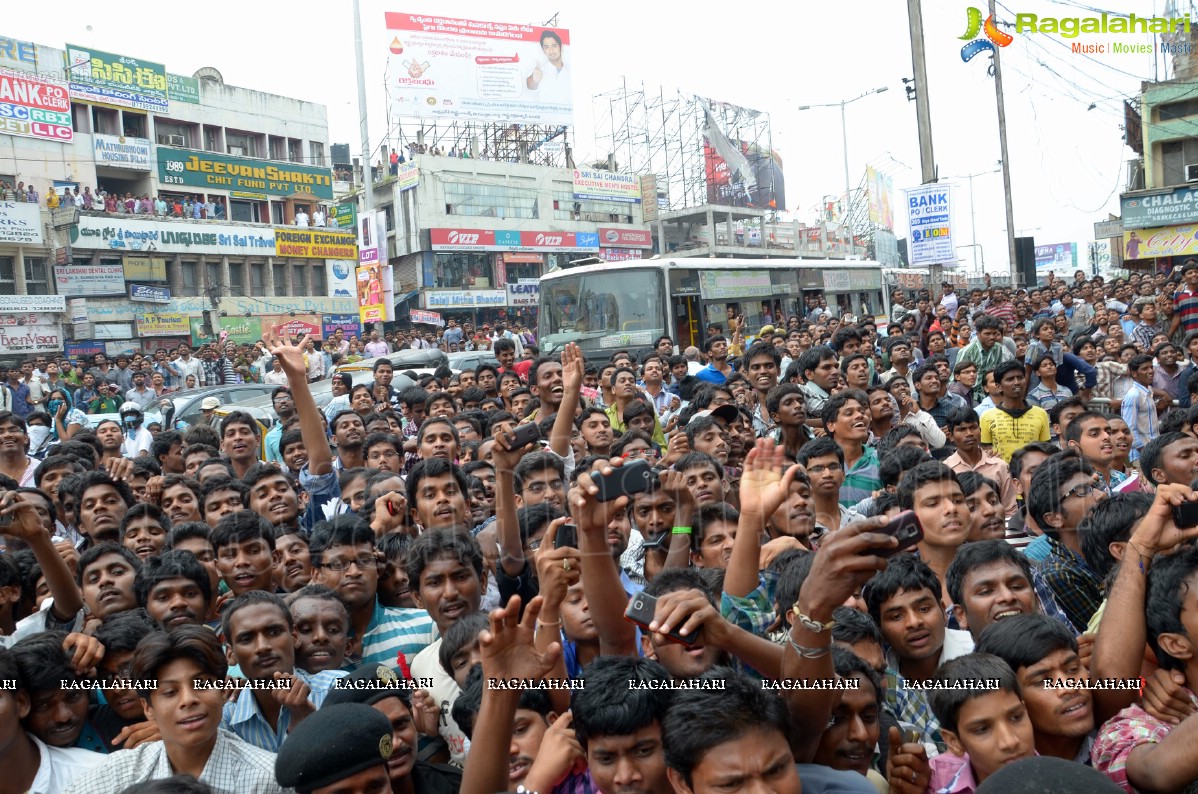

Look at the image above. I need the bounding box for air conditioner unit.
[167,134,185,147]
[229,146,246,156]
[1186,163,1198,182]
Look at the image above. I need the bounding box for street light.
[799,86,888,258]
[943,168,1000,273]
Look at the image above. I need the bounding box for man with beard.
[94,420,125,463]
[134,550,211,630]
[811,648,888,790]
[220,591,346,752]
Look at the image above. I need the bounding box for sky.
[3,0,1173,276]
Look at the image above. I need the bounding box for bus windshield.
[538,267,666,354]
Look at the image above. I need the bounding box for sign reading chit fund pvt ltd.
[157,147,334,200]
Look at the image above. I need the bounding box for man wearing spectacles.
[1025,452,1107,633]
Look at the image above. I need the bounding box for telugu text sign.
[157,147,334,200]
[0,200,43,244]
[906,184,955,267]
[65,44,168,113]
[384,12,573,126]
[71,216,276,257]
[0,66,72,142]
[273,228,358,260]
[166,73,199,104]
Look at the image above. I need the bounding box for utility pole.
[991,0,1018,283]
[353,0,373,212]
[906,0,943,290]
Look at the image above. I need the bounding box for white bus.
[537,257,890,357]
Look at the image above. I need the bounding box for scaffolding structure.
[593,79,778,211]
[381,118,575,168]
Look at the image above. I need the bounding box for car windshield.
[538,267,666,353]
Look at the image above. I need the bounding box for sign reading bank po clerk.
[0,66,72,142]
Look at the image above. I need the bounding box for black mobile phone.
[506,423,541,449]
[624,591,699,646]
[1174,501,1198,529]
[876,510,924,557]
[554,521,578,549]
[593,458,656,503]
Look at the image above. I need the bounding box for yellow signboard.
[273,228,358,260]
[124,256,168,282]
[136,312,190,337]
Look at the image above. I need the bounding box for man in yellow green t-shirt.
[980,360,1050,463]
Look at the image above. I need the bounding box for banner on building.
[0,200,44,244]
[396,162,419,192]
[0,322,62,353]
[905,184,955,267]
[123,256,167,282]
[260,314,321,340]
[1121,186,1198,230]
[93,134,151,170]
[157,146,334,200]
[273,228,357,259]
[358,210,385,265]
[333,203,356,230]
[506,280,540,306]
[358,263,385,324]
[1122,224,1198,259]
[429,228,598,252]
[135,313,189,337]
[326,260,355,299]
[71,216,276,256]
[322,314,361,338]
[598,227,652,248]
[166,72,199,104]
[0,66,72,142]
[384,12,573,126]
[410,309,444,326]
[424,289,506,308]
[129,283,171,303]
[572,169,640,203]
[53,264,125,296]
[65,44,168,113]
[1035,242,1078,271]
[190,316,262,346]
[0,295,64,313]
[639,175,659,221]
[0,36,39,73]
[866,166,894,230]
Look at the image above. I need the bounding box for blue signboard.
[129,283,171,303]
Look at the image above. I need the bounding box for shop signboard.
[396,162,419,192]
[410,309,444,326]
[326,260,356,299]
[0,201,44,244]
[905,183,955,267]
[0,66,72,142]
[506,280,540,306]
[93,133,151,170]
[321,314,361,338]
[135,313,189,337]
[0,321,62,353]
[260,314,321,340]
[53,264,125,296]
[1122,224,1198,259]
[129,284,171,303]
[189,316,262,346]
[123,256,167,282]
[699,270,770,300]
[1122,187,1198,230]
[157,146,334,200]
[71,216,276,256]
[424,289,506,308]
[0,295,64,313]
[333,202,356,230]
[273,228,358,259]
[573,169,640,203]
[166,72,199,104]
[598,227,652,248]
[65,44,168,113]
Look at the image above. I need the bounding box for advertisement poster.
[189,316,262,346]
[53,264,126,296]
[65,44,168,113]
[326,260,356,299]
[157,146,334,200]
[905,184,955,267]
[0,66,72,142]
[321,314,361,338]
[385,12,572,125]
[357,209,384,265]
[410,309,444,326]
[572,169,640,203]
[358,263,385,324]
[93,134,151,170]
[396,162,419,192]
[135,313,189,337]
[273,228,357,259]
[1123,225,1198,260]
[0,322,63,353]
[0,200,44,244]
[866,166,894,230]
[1035,242,1078,271]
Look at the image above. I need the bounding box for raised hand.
[561,342,583,395]
[479,595,561,682]
[265,332,311,381]
[738,438,801,520]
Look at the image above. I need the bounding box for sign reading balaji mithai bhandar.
[157,147,334,200]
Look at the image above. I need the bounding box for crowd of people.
[0,265,1196,793]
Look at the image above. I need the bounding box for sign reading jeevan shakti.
[157,147,334,200]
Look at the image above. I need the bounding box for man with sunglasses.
[1025,452,1107,633]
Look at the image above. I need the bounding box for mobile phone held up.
[625,591,699,646]
[554,521,578,549]
[593,458,656,503]
[1174,501,1198,529]
[506,423,541,450]
[876,510,924,557]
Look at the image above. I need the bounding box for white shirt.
[263,369,289,385]
[28,734,104,794]
[411,640,470,766]
[121,426,154,458]
[939,291,959,320]
[312,210,326,227]
[530,56,570,103]
[295,211,309,227]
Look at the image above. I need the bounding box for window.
[310,142,326,167]
[1160,98,1198,122]
[292,264,309,295]
[269,136,286,162]
[271,202,284,225]
[288,139,303,164]
[205,262,220,294]
[0,258,14,295]
[228,263,246,296]
[122,112,147,138]
[155,119,192,148]
[273,263,288,296]
[433,252,494,289]
[92,106,119,136]
[552,192,633,223]
[24,257,48,295]
[311,265,326,296]
[443,181,539,219]
[203,125,223,153]
[1160,139,1198,187]
[71,103,91,134]
[226,130,259,158]
[179,261,200,297]
[251,263,266,297]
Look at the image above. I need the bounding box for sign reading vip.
[905,184,955,267]
[158,147,334,200]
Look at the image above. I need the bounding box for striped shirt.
[956,339,1013,402]
[839,446,881,508]
[221,668,346,751]
[346,599,437,672]
[1174,288,1198,335]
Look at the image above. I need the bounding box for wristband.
[790,605,835,633]
[786,635,831,659]
[671,526,693,535]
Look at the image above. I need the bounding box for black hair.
[134,549,213,613]
[93,608,159,654]
[119,503,171,543]
[164,521,212,552]
[830,645,883,708]
[405,527,484,589]
[945,406,979,432]
[831,605,883,647]
[1046,396,1087,428]
[210,510,276,553]
[220,590,293,643]
[150,430,183,468]
[1141,432,1191,487]
[438,612,489,679]
[797,345,836,380]
[516,502,566,548]
[944,540,1033,607]
[820,388,869,429]
[33,455,87,490]
[10,630,86,690]
[452,662,552,741]
[1008,442,1060,480]
[896,461,960,511]
[1062,411,1109,446]
[796,436,843,467]
[308,515,375,563]
[1079,492,1154,579]
[773,552,815,627]
[512,451,565,493]
[662,668,794,786]
[877,425,925,461]
[864,553,941,626]
[1026,452,1093,535]
[199,476,250,515]
[218,410,260,439]
[1146,545,1198,672]
[77,542,141,586]
[880,446,932,489]
[830,327,863,354]
[928,653,1021,734]
[693,502,740,552]
[130,625,228,700]
[975,613,1079,674]
[869,492,901,517]
[572,655,672,749]
[405,458,470,514]
[957,471,999,499]
[992,359,1025,386]
[673,451,725,480]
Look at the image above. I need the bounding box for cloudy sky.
[5,0,1171,274]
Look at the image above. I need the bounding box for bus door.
[673,295,701,349]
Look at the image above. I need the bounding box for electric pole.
[353,0,373,212]
[906,0,942,290]
[991,0,1018,283]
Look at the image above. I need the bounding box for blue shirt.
[7,383,30,418]
[693,364,728,385]
[345,598,438,672]
[221,668,346,751]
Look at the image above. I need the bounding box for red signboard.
[429,228,496,250]
[518,231,585,250]
[598,227,653,248]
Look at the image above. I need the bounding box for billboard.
[1123,224,1198,259]
[1121,186,1198,230]
[1035,242,1077,271]
[396,162,419,192]
[700,97,784,210]
[384,12,572,125]
[572,170,640,203]
[429,228,599,252]
[65,44,168,113]
[71,216,276,257]
[135,313,189,337]
[0,66,72,142]
[166,73,200,104]
[866,166,895,230]
[326,260,356,299]
[157,147,334,200]
[0,201,43,244]
[52,264,126,296]
[358,263,385,324]
[358,210,386,265]
[322,314,361,338]
[273,228,358,259]
[905,184,955,267]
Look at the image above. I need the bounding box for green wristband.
[671,526,693,535]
